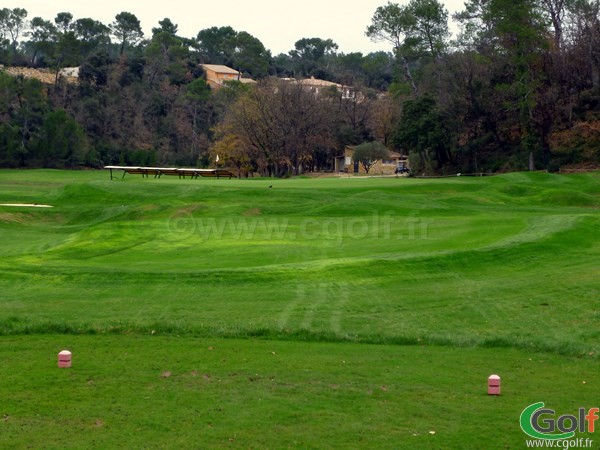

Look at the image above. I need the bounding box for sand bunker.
[0,203,54,208]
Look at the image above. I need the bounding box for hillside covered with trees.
[0,0,599,175]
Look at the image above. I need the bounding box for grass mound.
[0,170,598,356]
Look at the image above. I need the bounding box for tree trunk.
[401,55,419,96]
[528,151,535,171]
[31,49,38,66]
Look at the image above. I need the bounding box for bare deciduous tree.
[217,79,336,176]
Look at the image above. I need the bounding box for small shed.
[334,146,408,175]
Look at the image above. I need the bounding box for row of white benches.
[105,166,234,180]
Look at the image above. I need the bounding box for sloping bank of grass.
[0,317,597,360]
[0,216,597,357]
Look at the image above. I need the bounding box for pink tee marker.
[488,374,501,395]
[58,350,72,368]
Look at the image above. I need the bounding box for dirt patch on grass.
[242,207,262,217]
[139,204,160,212]
[0,213,28,223]
[173,204,204,217]
[133,204,161,220]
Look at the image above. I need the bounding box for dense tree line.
[0,2,598,174]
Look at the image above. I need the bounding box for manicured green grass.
[0,335,597,449]
[0,169,599,448]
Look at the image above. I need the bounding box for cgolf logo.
[520,402,598,440]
